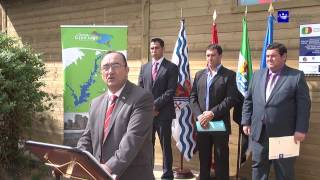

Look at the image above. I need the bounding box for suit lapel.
[260,69,268,103]
[198,70,207,106]
[211,66,224,86]
[99,93,109,145]
[146,62,153,89]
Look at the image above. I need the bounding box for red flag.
[211,23,218,44]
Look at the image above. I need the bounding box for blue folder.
[196,120,226,132]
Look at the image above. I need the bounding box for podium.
[25,140,114,180]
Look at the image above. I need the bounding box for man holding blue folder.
[190,44,238,180]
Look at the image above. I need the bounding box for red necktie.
[103,95,118,141]
[152,62,158,81]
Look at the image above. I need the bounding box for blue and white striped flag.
[171,19,196,161]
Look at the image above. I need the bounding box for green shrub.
[0,33,54,177]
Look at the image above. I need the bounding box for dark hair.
[103,51,127,67]
[206,44,223,55]
[151,38,165,47]
[267,42,287,56]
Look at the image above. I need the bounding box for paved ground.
[154,165,199,180]
[153,165,247,180]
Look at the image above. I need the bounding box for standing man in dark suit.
[242,43,311,180]
[77,51,154,180]
[138,38,178,180]
[190,44,238,180]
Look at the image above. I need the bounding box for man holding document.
[190,44,238,180]
[242,43,311,180]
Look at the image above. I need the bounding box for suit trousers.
[152,118,174,179]
[252,126,296,180]
[197,132,229,180]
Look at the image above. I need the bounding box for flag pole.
[268,2,274,15]
[236,7,247,178]
[211,10,218,45]
[209,9,219,178]
[213,9,217,24]
[173,8,194,179]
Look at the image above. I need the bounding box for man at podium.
[77,51,154,180]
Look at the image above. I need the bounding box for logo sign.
[278,10,289,23]
[301,27,312,34]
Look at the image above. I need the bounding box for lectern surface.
[25,140,113,180]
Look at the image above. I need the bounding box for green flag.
[236,16,253,96]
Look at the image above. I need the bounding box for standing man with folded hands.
[190,44,238,180]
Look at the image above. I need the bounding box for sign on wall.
[61,25,128,146]
[299,24,320,75]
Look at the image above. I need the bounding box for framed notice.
[299,24,320,76]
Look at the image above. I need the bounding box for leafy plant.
[0,33,54,177]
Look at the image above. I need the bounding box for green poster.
[61,25,127,145]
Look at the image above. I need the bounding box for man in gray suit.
[139,38,178,180]
[242,43,311,180]
[77,51,154,180]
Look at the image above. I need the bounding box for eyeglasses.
[102,63,126,71]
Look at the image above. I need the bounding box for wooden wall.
[1,0,320,179]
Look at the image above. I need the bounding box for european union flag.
[278,10,289,23]
[260,15,275,69]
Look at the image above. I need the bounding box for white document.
[269,136,300,160]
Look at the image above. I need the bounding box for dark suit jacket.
[190,66,238,134]
[77,81,154,180]
[138,58,178,121]
[233,90,244,125]
[241,65,311,141]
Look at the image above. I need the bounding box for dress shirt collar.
[268,64,285,74]
[107,83,126,100]
[152,57,164,67]
[207,64,222,76]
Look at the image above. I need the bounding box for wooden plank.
[9,0,140,19]
[141,0,150,63]
[150,0,211,12]
[11,14,142,32]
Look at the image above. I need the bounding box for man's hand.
[101,163,112,174]
[294,131,306,144]
[153,106,159,116]
[101,164,118,180]
[202,111,214,120]
[243,125,251,135]
[198,111,214,128]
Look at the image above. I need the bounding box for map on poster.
[299,24,320,75]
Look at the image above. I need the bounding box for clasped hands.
[198,111,214,129]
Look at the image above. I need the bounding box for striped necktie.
[103,95,118,141]
[152,62,158,81]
